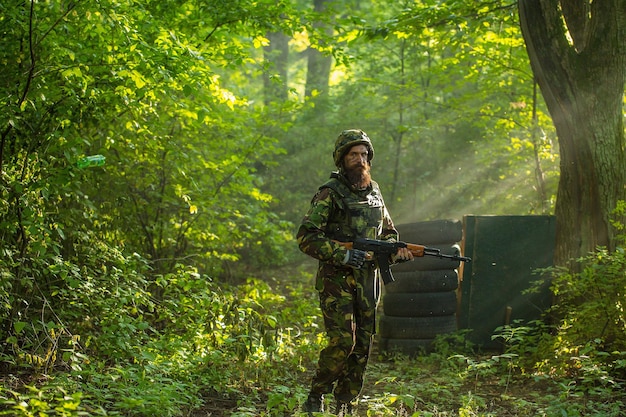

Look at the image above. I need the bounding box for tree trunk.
[518,0,626,266]
[305,0,333,97]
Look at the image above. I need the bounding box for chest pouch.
[323,179,384,241]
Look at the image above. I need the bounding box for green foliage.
[1,235,154,369]
[543,226,626,356]
[2,268,626,416]
[0,383,104,417]
[266,0,559,225]
[550,252,626,348]
[0,0,617,416]
[362,331,625,417]
[0,0,298,374]
[0,269,323,416]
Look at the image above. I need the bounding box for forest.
[1,0,625,416]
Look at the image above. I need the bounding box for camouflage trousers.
[309,268,378,402]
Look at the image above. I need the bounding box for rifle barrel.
[424,248,471,263]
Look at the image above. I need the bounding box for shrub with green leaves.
[547,229,626,355]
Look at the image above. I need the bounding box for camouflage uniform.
[297,130,399,408]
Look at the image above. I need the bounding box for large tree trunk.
[518,0,626,266]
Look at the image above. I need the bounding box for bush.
[547,238,626,354]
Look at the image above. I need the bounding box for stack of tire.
[378,219,464,356]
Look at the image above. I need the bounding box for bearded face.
[342,144,371,189]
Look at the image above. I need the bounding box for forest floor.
[190,370,559,417]
[189,341,562,417]
[185,263,580,417]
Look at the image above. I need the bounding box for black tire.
[385,270,459,293]
[378,337,434,356]
[379,314,457,339]
[382,292,457,317]
[396,219,463,245]
[392,244,463,272]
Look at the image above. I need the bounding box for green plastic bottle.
[77,155,106,168]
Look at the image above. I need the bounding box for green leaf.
[14,322,28,334]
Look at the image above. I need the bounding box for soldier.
[297,129,413,415]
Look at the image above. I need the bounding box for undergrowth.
[2,221,626,416]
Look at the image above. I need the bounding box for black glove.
[342,249,367,269]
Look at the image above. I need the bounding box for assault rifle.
[336,238,471,285]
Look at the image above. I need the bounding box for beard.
[344,163,372,190]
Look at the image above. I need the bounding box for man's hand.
[392,246,414,263]
[342,249,367,269]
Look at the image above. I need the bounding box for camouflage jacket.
[297,171,398,290]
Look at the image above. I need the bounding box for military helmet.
[333,129,375,167]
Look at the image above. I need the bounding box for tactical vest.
[320,173,385,242]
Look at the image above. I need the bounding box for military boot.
[302,393,323,415]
